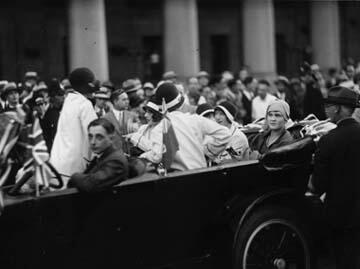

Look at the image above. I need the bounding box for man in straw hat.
[309,86,360,268]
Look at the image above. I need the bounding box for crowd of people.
[1,62,360,180]
[1,60,360,268]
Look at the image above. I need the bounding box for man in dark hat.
[309,86,360,268]
[50,67,97,182]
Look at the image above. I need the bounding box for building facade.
[0,0,359,84]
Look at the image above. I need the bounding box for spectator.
[274,76,301,120]
[309,86,360,268]
[251,79,276,121]
[103,89,140,153]
[93,87,111,118]
[242,76,257,124]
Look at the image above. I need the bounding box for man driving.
[68,118,128,192]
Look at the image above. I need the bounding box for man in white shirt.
[252,79,276,121]
[50,68,97,183]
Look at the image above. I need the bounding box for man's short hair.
[110,89,126,104]
[258,79,270,87]
[88,118,115,135]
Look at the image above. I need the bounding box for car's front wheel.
[233,206,312,269]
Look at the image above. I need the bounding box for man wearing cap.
[93,87,111,118]
[50,68,97,183]
[143,82,231,171]
[309,86,360,268]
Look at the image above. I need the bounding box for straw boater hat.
[93,87,111,100]
[122,79,142,94]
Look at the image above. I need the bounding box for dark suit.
[241,92,252,124]
[102,110,139,154]
[303,82,326,120]
[39,105,60,152]
[68,145,128,192]
[312,118,360,268]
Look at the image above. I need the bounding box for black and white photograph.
[0,0,359,268]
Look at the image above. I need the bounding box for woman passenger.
[125,99,163,163]
[250,99,294,159]
[213,101,249,163]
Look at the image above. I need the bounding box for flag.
[161,98,179,171]
[28,117,49,166]
[16,117,51,187]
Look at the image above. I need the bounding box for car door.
[33,175,172,269]
[151,166,230,266]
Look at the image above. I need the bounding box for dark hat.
[215,101,237,123]
[93,87,110,100]
[69,67,95,92]
[154,82,184,111]
[101,80,115,91]
[122,79,142,93]
[144,97,161,113]
[196,103,214,117]
[325,86,360,108]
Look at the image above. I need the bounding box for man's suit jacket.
[39,105,60,152]
[102,110,139,153]
[312,118,360,229]
[242,93,252,125]
[68,145,128,192]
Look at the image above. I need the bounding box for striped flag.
[15,117,50,187]
[161,98,179,171]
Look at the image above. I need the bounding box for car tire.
[233,205,312,269]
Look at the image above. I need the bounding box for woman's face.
[215,110,230,127]
[144,110,153,123]
[266,110,286,131]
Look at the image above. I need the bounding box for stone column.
[311,0,340,71]
[68,0,109,81]
[164,0,200,81]
[242,0,276,78]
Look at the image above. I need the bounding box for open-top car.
[0,112,326,269]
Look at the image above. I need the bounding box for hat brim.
[215,105,234,122]
[325,96,360,108]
